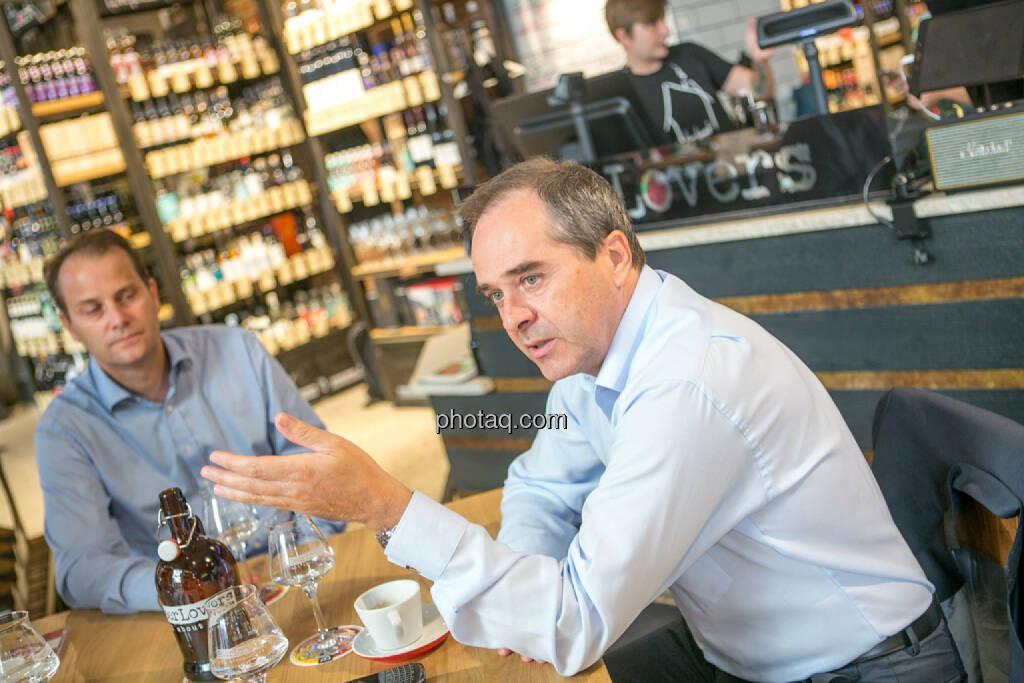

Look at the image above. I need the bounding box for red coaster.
[259,583,288,605]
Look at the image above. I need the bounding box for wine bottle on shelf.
[155,487,240,683]
[407,106,434,167]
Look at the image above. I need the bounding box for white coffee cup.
[354,579,423,651]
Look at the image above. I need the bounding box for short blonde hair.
[605,0,667,38]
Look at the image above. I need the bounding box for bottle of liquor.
[155,487,240,683]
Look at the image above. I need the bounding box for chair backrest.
[871,387,1024,682]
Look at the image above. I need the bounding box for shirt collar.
[161,330,194,374]
[594,265,663,401]
[89,331,192,412]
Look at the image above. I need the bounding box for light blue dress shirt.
[35,325,343,614]
[386,267,934,681]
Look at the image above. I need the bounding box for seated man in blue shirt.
[36,230,342,614]
[202,159,964,681]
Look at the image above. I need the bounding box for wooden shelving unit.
[351,246,466,280]
[51,155,126,187]
[369,324,457,343]
[29,91,104,119]
[332,165,462,212]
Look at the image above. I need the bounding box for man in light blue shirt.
[35,230,341,614]
[202,159,964,681]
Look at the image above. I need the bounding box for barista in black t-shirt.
[605,0,776,145]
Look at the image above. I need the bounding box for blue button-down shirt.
[35,325,342,614]
[386,267,933,681]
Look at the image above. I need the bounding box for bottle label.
[162,592,231,629]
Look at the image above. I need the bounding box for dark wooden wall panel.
[471,298,1024,377]
[645,209,1024,298]
[752,299,1024,371]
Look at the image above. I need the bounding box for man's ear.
[603,230,634,285]
[613,26,632,46]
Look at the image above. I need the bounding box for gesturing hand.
[200,412,413,530]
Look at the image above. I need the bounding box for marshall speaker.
[925,109,1024,190]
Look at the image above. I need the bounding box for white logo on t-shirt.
[661,63,719,143]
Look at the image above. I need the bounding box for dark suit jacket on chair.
[871,387,1024,682]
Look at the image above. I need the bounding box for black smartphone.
[345,662,426,683]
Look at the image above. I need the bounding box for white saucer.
[353,603,449,662]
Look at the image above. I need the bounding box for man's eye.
[489,291,504,304]
[522,275,539,287]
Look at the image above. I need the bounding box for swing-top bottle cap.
[158,538,181,561]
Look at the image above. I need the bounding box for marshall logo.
[959,139,1012,159]
[926,110,1024,190]
[602,143,818,222]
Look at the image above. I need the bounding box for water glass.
[0,611,59,682]
[206,584,288,683]
[268,515,337,659]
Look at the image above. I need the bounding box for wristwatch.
[375,524,396,550]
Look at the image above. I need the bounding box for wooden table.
[35,490,610,682]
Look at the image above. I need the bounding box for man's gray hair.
[458,157,646,269]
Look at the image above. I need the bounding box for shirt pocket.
[673,553,732,614]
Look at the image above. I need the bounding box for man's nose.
[108,302,131,327]
[501,295,535,335]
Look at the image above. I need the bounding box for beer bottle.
[155,487,240,682]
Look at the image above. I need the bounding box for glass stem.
[232,543,254,583]
[303,582,329,639]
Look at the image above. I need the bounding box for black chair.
[871,387,1024,682]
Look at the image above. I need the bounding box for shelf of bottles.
[0,62,21,136]
[290,0,465,211]
[108,18,281,103]
[0,53,63,383]
[325,100,463,213]
[15,47,103,115]
[782,0,928,112]
[137,78,306,179]
[11,47,126,185]
[287,0,444,138]
[100,16,357,359]
[351,204,467,333]
[281,0,471,338]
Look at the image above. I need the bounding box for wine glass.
[206,584,288,683]
[267,515,339,661]
[0,610,60,682]
[198,489,281,602]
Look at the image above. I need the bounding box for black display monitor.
[910,0,1024,96]
[491,70,658,163]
